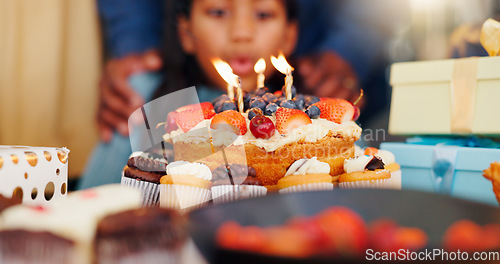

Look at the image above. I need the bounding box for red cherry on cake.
[165,111,179,133]
[352,105,361,122]
[250,115,275,139]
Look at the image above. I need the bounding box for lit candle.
[271,53,294,100]
[254,58,266,88]
[213,59,236,100]
[212,58,243,113]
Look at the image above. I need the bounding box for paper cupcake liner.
[159,184,211,211]
[389,170,402,190]
[121,176,160,207]
[211,185,267,204]
[0,232,74,264]
[279,182,334,194]
[96,241,182,264]
[339,179,391,189]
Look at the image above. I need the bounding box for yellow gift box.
[389,56,500,135]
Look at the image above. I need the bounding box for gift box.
[389,56,500,135]
[380,139,500,205]
[0,146,69,205]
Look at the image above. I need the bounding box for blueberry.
[255,87,269,97]
[281,85,297,98]
[243,92,251,111]
[212,94,230,105]
[250,98,267,112]
[280,100,296,109]
[293,98,305,110]
[274,96,285,105]
[305,105,321,119]
[304,95,320,108]
[248,108,263,120]
[294,94,305,101]
[265,103,278,116]
[220,100,237,112]
[262,93,277,104]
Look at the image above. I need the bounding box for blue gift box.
[380,138,500,205]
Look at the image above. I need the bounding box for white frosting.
[0,184,141,264]
[164,117,361,152]
[354,145,364,157]
[285,157,331,176]
[166,161,212,181]
[374,150,395,165]
[343,155,374,173]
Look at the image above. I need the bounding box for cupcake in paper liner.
[277,157,334,194]
[159,161,213,211]
[94,207,188,264]
[0,185,142,264]
[211,164,267,204]
[338,155,391,189]
[121,151,169,206]
[364,148,401,190]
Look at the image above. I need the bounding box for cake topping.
[210,110,247,135]
[166,161,212,181]
[365,156,385,171]
[285,157,331,176]
[275,107,312,135]
[127,152,168,172]
[212,164,262,186]
[344,155,385,173]
[374,150,395,165]
[249,115,275,139]
[312,98,355,124]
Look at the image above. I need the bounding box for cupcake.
[277,157,334,194]
[94,207,188,264]
[339,155,391,189]
[159,161,212,211]
[365,148,401,189]
[211,164,267,204]
[121,151,168,206]
[0,184,142,264]
[483,162,500,205]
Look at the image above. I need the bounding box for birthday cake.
[163,87,361,186]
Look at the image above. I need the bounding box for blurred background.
[0,0,499,185]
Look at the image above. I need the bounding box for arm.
[97,0,164,141]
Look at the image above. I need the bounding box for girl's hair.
[154,0,298,99]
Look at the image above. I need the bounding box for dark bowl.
[188,189,500,263]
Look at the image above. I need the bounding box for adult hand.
[98,49,162,142]
[297,51,364,107]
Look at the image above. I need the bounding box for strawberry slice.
[364,147,379,156]
[312,99,354,124]
[173,102,215,132]
[275,108,312,135]
[210,110,247,135]
[176,102,215,119]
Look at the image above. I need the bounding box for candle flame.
[212,58,239,87]
[271,53,294,75]
[254,58,266,73]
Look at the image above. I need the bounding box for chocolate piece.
[123,166,164,184]
[212,164,262,186]
[365,156,385,171]
[95,208,188,260]
[127,152,168,173]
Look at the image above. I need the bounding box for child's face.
[178,0,297,92]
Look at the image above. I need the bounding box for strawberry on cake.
[163,89,361,186]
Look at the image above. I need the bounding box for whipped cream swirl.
[285,157,330,176]
[166,161,212,181]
